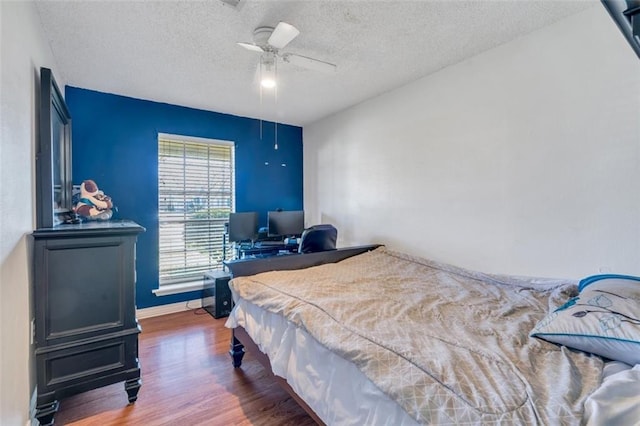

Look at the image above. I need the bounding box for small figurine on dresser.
[74,179,114,220]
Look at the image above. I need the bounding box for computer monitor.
[228,212,259,243]
[267,210,304,238]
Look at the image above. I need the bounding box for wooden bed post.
[229,330,245,368]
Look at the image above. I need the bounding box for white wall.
[304,6,640,278]
[0,2,63,424]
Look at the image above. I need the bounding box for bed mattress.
[226,247,635,424]
[227,297,418,425]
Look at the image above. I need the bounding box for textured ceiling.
[35,0,597,126]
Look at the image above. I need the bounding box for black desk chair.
[298,224,337,254]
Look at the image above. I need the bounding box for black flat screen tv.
[228,212,259,242]
[267,210,304,237]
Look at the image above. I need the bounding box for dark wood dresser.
[32,220,145,425]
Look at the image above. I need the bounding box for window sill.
[152,280,205,297]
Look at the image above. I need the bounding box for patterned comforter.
[228,247,603,425]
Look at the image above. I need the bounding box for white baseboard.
[136,299,203,319]
[151,280,205,297]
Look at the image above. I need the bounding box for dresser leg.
[35,400,59,426]
[125,377,142,403]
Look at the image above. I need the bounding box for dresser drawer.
[37,333,139,392]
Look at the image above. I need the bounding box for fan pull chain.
[274,58,278,150]
[259,59,264,141]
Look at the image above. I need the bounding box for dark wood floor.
[55,309,316,425]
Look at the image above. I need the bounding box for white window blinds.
[158,135,234,285]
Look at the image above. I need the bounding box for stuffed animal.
[74,179,113,220]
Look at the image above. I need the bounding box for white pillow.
[530,275,640,366]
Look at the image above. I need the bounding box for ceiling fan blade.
[282,53,337,74]
[237,42,264,53]
[268,22,300,49]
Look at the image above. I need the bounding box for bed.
[224,246,640,425]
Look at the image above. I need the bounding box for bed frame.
[224,244,380,424]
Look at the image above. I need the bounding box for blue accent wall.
[65,87,303,308]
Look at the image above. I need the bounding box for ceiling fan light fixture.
[261,77,276,89]
[260,54,277,89]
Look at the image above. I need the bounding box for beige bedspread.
[229,247,603,425]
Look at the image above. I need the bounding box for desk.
[235,242,298,259]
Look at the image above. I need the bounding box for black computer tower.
[202,271,232,318]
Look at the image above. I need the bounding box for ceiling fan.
[237,22,337,78]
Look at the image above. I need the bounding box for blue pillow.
[530,275,640,366]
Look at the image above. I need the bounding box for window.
[158,134,234,287]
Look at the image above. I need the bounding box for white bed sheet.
[584,361,640,426]
[226,298,640,425]
[226,297,418,426]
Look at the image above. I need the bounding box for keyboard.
[255,241,284,247]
